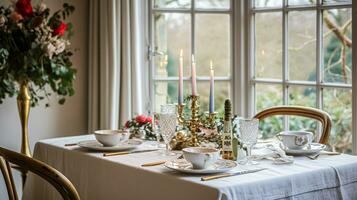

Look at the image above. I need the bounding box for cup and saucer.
[78,130,142,152]
[277,131,325,156]
[164,147,237,174]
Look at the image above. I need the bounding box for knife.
[201,168,267,181]
[103,149,159,157]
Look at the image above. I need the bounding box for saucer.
[280,143,326,156]
[78,139,142,152]
[164,159,237,174]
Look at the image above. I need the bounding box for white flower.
[38,3,47,13]
[45,43,56,59]
[54,40,66,55]
[0,15,6,27]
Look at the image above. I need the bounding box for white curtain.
[88,0,149,132]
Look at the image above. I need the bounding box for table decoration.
[124,114,155,140]
[0,0,76,184]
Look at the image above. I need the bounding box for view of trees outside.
[152,0,352,153]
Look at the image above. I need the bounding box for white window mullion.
[283,0,289,131]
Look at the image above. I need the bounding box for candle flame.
[192,54,195,63]
[210,60,213,70]
[180,49,183,57]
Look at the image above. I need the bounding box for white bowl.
[94,130,130,147]
[182,147,220,169]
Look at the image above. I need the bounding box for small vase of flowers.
[124,115,156,140]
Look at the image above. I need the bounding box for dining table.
[22,134,357,200]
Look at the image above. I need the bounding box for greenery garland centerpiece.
[0,0,76,161]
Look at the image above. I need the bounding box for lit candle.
[209,61,214,113]
[178,49,184,104]
[191,54,197,96]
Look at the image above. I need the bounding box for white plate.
[164,159,237,174]
[281,143,326,156]
[77,139,142,152]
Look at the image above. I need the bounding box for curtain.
[88,0,149,132]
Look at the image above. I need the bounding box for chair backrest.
[254,106,332,144]
[0,147,80,200]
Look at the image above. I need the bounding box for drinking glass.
[160,104,176,114]
[239,118,259,165]
[157,113,178,156]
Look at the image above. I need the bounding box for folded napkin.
[251,144,294,165]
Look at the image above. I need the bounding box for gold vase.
[16,81,32,186]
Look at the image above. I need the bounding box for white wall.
[0,0,89,198]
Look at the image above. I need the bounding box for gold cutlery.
[141,154,184,167]
[201,168,267,181]
[64,143,78,146]
[141,160,167,167]
[103,149,159,157]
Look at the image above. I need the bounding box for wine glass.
[156,113,178,156]
[239,118,259,165]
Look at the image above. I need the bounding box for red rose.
[135,115,147,124]
[16,0,33,18]
[124,121,130,128]
[146,117,152,124]
[53,22,68,36]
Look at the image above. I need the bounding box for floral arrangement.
[0,0,76,106]
[124,115,156,140]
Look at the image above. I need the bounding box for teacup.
[182,147,220,169]
[94,130,130,147]
[277,131,314,150]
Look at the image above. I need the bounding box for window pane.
[195,0,230,9]
[323,88,352,153]
[197,81,230,114]
[289,11,316,81]
[154,0,191,8]
[196,14,230,77]
[153,13,191,77]
[323,8,352,84]
[154,81,191,112]
[289,116,318,132]
[255,0,282,8]
[255,12,282,79]
[289,86,318,138]
[256,84,283,139]
[289,86,316,107]
[323,0,351,4]
[288,0,316,5]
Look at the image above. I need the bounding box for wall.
[0,0,89,197]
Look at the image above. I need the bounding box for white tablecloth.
[23,135,357,200]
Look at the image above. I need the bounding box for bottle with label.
[222,99,234,160]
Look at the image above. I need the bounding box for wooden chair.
[254,106,332,144]
[0,147,80,200]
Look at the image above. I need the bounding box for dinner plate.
[280,143,326,156]
[164,159,237,174]
[77,139,142,152]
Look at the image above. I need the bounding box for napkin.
[251,144,294,165]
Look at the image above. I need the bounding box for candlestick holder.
[188,95,200,147]
[207,112,218,129]
[176,103,186,126]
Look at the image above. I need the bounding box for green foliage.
[0,3,76,107]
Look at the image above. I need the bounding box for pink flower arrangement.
[124,115,155,140]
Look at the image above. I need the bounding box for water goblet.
[239,118,259,165]
[160,104,176,114]
[157,113,178,156]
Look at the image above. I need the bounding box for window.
[147,0,354,153]
[148,0,232,114]
[250,0,352,153]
